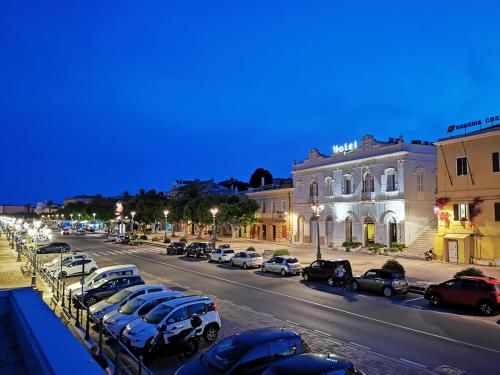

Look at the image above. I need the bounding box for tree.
[219,197,259,240]
[184,196,220,238]
[249,168,273,188]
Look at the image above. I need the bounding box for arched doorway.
[297,216,305,243]
[364,216,375,246]
[325,216,334,245]
[310,217,318,244]
[388,217,397,245]
[345,217,353,243]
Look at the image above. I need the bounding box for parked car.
[261,256,302,276]
[176,328,310,375]
[230,251,263,269]
[115,234,130,244]
[54,258,98,279]
[66,264,139,296]
[424,276,500,316]
[351,269,408,297]
[185,242,214,258]
[103,290,184,336]
[122,296,221,351]
[76,229,86,235]
[262,353,365,375]
[89,284,170,323]
[302,259,353,287]
[166,242,188,255]
[42,252,90,271]
[107,233,118,242]
[61,228,72,235]
[209,248,235,264]
[74,275,145,307]
[36,242,71,254]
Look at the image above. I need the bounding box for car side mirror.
[167,318,174,324]
[158,324,167,332]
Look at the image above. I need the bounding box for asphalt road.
[61,234,500,374]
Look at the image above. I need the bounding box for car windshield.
[119,297,146,315]
[92,277,111,289]
[390,273,404,279]
[224,250,234,254]
[84,270,99,283]
[203,337,248,370]
[106,289,133,304]
[143,304,173,324]
[249,253,261,258]
[286,258,299,264]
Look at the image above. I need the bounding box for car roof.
[268,353,353,373]
[273,255,294,259]
[459,276,499,284]
[137,290,180,301]
[97,264,137,273]
[232,328,300,347]
[241,251,261,255]
[157,295,210,308]
[123,284,165,293]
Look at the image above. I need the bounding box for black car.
[302,259,353,287]
[166,242,188,255]
[75,275,144,307]
[185,242,214,258]
[176,328,310,375]
[262,353,365,375]
[36,242,71,254]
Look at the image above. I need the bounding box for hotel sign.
[447,114,500,133]
[332,140,358,154]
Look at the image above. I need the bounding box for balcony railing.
[361,191,375,201]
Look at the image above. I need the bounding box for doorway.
[297,216,304,243]
[345,218,353,243]
[389,219,397,244]
[310,219,318,244]
[448,240,458,263]
[325,216,334,246]
[272,225,276,241]
[262,225,267,241]
[364,217,375,246]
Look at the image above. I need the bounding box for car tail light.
[210,301,217,312]
[305,345,312,353]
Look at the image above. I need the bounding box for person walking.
[90,345,112,375]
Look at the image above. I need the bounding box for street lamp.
[210,208,218,249]
[31,220,42,288]
[93,212,96,223]
[130,211,136,235]
[163,210,169,239]
[311,203,325,260]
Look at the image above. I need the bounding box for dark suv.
[36,242,71,254]
[185,242,213,258]
[302,259,352,286]
[424,276,500,316]
[76,275,145,307]
[176,328,310,374]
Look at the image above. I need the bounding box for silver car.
[89,284,168,323]
[261,255,302,276]
[351,269,409,297]
[230,251,263,269]
[103,290,183,337]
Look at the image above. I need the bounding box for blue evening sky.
[2,1,500,204]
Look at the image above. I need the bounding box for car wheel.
[218,258,223,264]
[302,272,309,281]
[230,260,234,267]
[350,280,359,291]
[243,262,248,270]
[280,268,287,277]
[85,297,98,306]
[383,287,393,297]
[204,324,219,342]
[428,293,441,306]
[327,277,335,286]
[59,271,67,279]
[478,300,495,316]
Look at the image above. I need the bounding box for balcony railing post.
[114,338,120,375]
[68,290,73,317]
[61,281,66,309]
[85,306,90,340]
[98,318,104,353]
[75,300,80,328]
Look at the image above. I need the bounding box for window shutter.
[468,204,473,220]
[495,203,500,221]
[453,204,459,221]
[381,174,387,192]
[493,152,500,172]
[341,178,346,194]
[394,174,399,191]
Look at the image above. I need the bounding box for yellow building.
[434,124,500,266]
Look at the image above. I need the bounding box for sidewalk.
[0,237,31,289]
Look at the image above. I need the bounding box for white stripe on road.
[402,297,424,303]
[349,341,371,350]
[313,329,332,337]
[399,358,427,368]
[122,252,500,356]
[285,320,301,326]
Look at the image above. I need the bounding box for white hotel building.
[291,135,437,254]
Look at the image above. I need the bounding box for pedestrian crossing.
[90,246,162,257]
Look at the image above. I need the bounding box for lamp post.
[163,210,169,239]
[60,214,64,229]
[130,211,136,235]
[31,220,42,288]
[210,208,218,249]
[311,203,325,260]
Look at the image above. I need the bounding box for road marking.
[121,252,500,355]
[313,329,332,337]
[240,305,254,311]
[285,320,301,326]
[350,341,371,350]
[402,297,424,303]
[399,358,427,368]
[258,312,274,318]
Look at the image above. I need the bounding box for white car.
[42,252,91,271]
[122,296,221,351]
[230,251,263,269]
[89,284,170,323]
[208,248,235,264]
[261,255,302,276]
[54,258,98,279]
[103,290,184,337]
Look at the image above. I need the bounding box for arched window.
[362,172,374,193]
[310,181,318,198]
[324,177,334,196]
[415,168,425,192]
[342,175,353,195]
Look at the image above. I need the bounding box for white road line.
[285,320,301,326]
[349,341,371,350]
[399,358,427,368]
[402,297,425,303]
[313,329,332,337]
[120,253,500,355]
[259,312,274,318]
[240,305,254,311]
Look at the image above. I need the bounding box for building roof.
[436,124,500,144]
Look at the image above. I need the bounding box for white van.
[66,264,139,296]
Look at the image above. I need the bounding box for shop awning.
[444,233,471,239]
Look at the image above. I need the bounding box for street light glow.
[210,207,219,217]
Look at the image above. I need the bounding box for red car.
[424,276,500,316]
